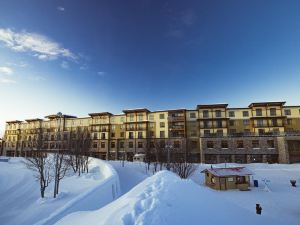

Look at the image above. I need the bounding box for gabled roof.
[123,108,150,113]
[248,102,286,108]
[197,104,228,109]
[25,118,43,122]
[201,167,252,177]
[45,114,77,120]
[88,112,113,117]
[6,120,23,124]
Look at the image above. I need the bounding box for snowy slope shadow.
[56,171,285,225]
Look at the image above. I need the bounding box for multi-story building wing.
[2,101,300,163]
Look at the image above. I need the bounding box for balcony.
[169,125,185,130]
[168,116,185,122]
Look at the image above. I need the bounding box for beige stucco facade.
[2,102,300,163]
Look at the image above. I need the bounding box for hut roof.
[201,167,253,177]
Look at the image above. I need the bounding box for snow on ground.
[1,158,300,225]
[57,170,279,225]
[0,157,118,225]
[57,161,300,225]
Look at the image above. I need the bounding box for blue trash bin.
[254,180,258,187]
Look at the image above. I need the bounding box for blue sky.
[1,0,300,135]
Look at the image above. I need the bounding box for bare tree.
[53,153,70,198]
[24,153,53,198]
[169,146,197,179]
[67,127,91,176]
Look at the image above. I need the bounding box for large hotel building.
[2,101,300,164]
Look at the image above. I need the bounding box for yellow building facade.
[2,102,300,163]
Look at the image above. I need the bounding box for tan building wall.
[2,102,300,163]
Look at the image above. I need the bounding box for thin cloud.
[57,6,65,11]
[61,61,70,69]
[0,66,13,75]
[0,78,16,84]
[97,71,106,76]
[0,28,77,61]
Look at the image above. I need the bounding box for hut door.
[220,178,227,190]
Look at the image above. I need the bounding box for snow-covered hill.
[1,159,300,225]
[0,157,119,225]
[57,170,279,225]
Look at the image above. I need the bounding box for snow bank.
[56,171,277,225]
[0,157,120,225]
[37,159,120,225]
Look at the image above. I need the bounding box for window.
[190,112,196,118]
[203,110,209,118]
[93,133,98,139]
[287,119,292,125]
[120,117,125,122]
[243,111,249,117]
[229,120,235,126]
[227,177,234,182]
[216,120,222,128]
[111,125,116,130]
[149,115,154,121]
[120,132,125,138]
[221,141,228,148]
[257,119,264,127]
[138,114,143,121]
[159,114,165,119]
[111,132,115,138]
[138,132,143,139]
[101,142,105,148]
[129,142,133,148]
[229,129,236,134]
[160,122,165,128]
[203,121,209,128]
[174,141,180,148]
[267,140,275,148]
[120,142,124,148]
[101,133,106,139]
[149,131,154,137]
[271,119,278,127]
[160,131,165,138]
[207,141,214,148]
[204,130,210,136]
[270,108,276,116]
[243,119,250,126]
[216,129,223,136]
[129,114,134,122]
[138,142,143,148]
[211,176,216,184]
[215,110,221,118]
[237,140,244,148]
[284,109,291,116]
[129,132,134,139]
[252,140,259,148]
[111,142,115,148]
[236,176,246,184]
[256,109,262,116]
[229,111,235,117]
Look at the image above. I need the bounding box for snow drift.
[0,157,120,225]
[57,170,276,225]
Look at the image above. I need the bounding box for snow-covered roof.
[201,167,253,177]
